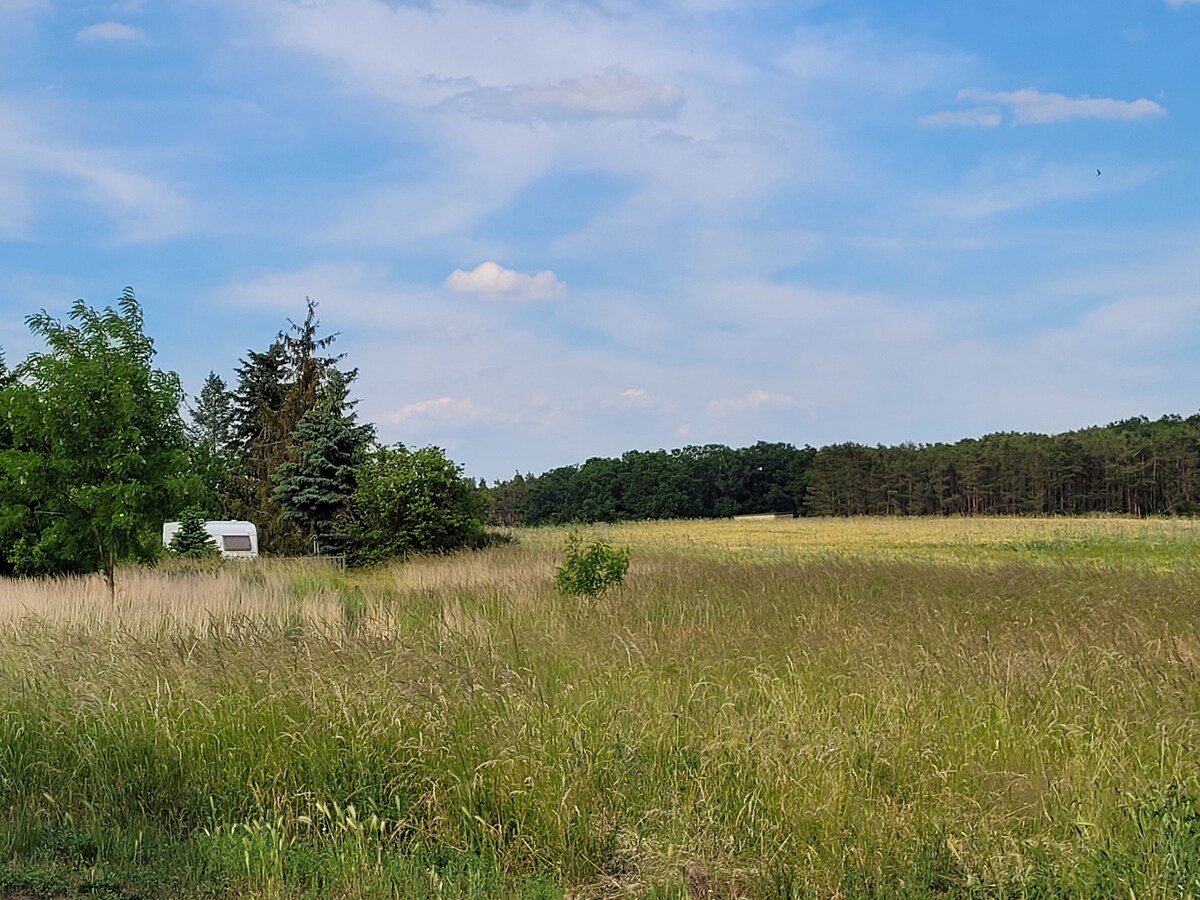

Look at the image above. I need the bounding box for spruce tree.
[168,507,219,558]
[227,298,358,555]
[272,370,373,553]
[187,372,236,510]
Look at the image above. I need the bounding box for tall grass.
[2,520,1199,898]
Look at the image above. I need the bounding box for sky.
[1,0,1199,482]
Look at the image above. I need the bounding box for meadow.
[2,517,1199,899]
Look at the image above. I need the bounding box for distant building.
[732,512,796,520]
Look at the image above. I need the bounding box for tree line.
[0,290,484,588]
[486,415,1200,525]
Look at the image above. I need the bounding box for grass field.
[2,517,1200,899]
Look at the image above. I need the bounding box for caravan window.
[222,534,253,552]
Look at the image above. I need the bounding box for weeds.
[1,519,1199,897]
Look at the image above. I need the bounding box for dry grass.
[2,518,1200,898]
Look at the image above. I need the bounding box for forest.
[487,414,1200,524]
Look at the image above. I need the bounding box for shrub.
[167,508,219,559]
[554,532,629,600]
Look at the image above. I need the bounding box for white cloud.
[76,21,147,42]
[444,261,566,301]
[0,98,190,242]
[605,387,679,414]
[942,88,1166,125]
[775,22,969,94]
[208,256,1200,483]
[619,388,655,408]
[215,0,838,250]
[705,390,805,417]
[1165,0,1200,7]
[919,107,1001,128]
[436,67,684,123]
[927,159,1158,219]
[378,396,503,429]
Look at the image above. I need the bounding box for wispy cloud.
[76,21,147,42]
[927,159,1158,219]
[1165,0,1200,7]
[436,67,684,123]
[605,387,679,413]
[618,388,655,409]
[0,98,189,242]
[919,107,1001,128]
[379,396,502,428]
[705,390,804,417]
[445,262,566,301]
[927,88,1166,126]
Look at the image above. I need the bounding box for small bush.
[167,508,219,559]
[554,532,629,600]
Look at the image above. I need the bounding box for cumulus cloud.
[76,21,146,42]
[704,390,804,417]
[436,67,684,123]
[919,107,1001,128]
[928,88,1166,126]
[445,261,566,301]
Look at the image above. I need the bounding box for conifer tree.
[227,298,357,555]
[272,370,373,552]
[187,372,236,510]
[168,507,219,558]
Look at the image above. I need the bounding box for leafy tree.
[271,370,373,551]
[347,444,484,565]
[0,289,188,596]
[167,507,219,558]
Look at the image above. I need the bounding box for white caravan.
[162,520,259,558]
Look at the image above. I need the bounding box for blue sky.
[2,0,1198,481]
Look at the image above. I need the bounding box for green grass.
[2,521,1200,897]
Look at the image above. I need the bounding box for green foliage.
[0,289,189,590]
[554,532,629,600]
[227,298,361,556]
[271,369,373,548]
[805,415,1200,517]
[510,441,815,526]
[186,371,236,512]
[167,508,219,559]
[347,443,484,564]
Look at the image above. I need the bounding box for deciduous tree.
[0,289,188,595]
